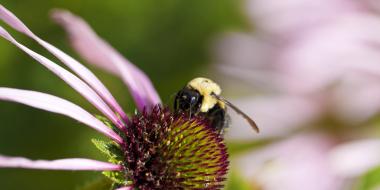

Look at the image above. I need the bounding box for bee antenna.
[211,93,259,133]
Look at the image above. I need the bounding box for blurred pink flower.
[225,95,324,140]
[245,0,362,35]
[214,0,380,138]
[235,134,380,190]
[213,0,380,189]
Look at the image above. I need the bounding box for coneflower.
[0,5,228,190]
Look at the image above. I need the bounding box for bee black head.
[174,87,203,114]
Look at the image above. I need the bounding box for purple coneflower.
[0,5,228,190]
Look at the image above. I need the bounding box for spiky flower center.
[95,106,228,190]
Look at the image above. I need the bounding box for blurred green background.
[0,0,246,189]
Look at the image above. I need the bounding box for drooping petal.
[0,87,123,144]
[329,139,380,178]
[0,155,121,171]
[0,5,128,122]
[51,9,161,110]
[0,26,124,130]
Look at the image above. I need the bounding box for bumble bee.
[174,77,259,134]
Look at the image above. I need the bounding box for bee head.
[174,87,202,113]
[175,77,224,113]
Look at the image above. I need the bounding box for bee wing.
[212,94,259,133]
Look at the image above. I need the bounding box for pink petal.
[366,0,380,13]
[235,134,342,190]
[0,25,124,130]
[278,14,380,94]
[329,139,380,177]
[51,9,161,110]
[115,187,133,190]
[246,0,361,35]
[225,95,324,140]
[0,155,121,171]
[331,76,380,123]
[0,5,128,122]
[0,88,123,144]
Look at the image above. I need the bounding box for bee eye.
[182,95,187,100]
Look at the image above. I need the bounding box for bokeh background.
[1,0,380,190]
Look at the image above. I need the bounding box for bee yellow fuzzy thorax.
[187,77,225,112]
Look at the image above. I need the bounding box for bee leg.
[218,128,224,136]
[173,91,181,111]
